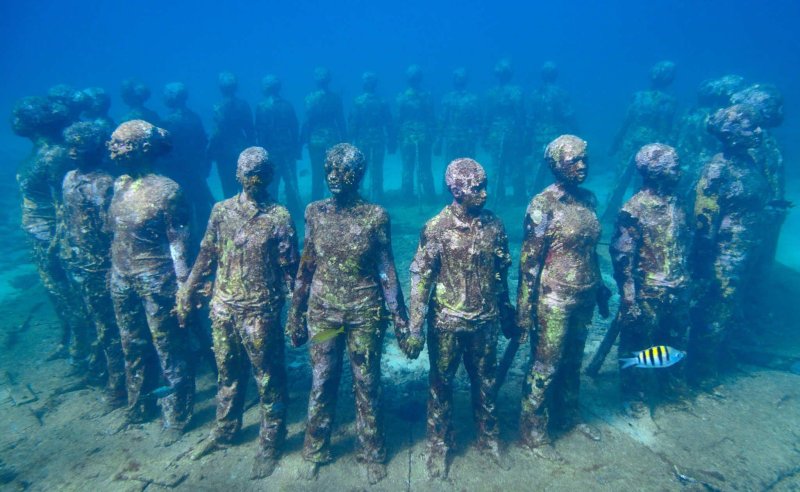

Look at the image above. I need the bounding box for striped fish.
[620,345,685,369]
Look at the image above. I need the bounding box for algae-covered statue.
[516,135,610,457]
[60,121,126,405]
[208,72,255,198]
[12,95,91,363]
[120,78,161,126]
[255,75,302,217]
[178,147,298,478]
[603,61,678,223]
[107,120,194,442]
[396,64,436,200]
[610,144,690,417]
[484,59,526,203]
[689,105,769,387]
[437,68,481,164]
[408,158,515,479]
[730,83,788,269]
[348,71,395,201]
[301,67,347,201]
[286,143,409,484]
[80,86,116,135]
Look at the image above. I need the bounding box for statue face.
[241,172,271,201]
[325,162,361,196]
[453,174,487,212]
[554,150,588,186]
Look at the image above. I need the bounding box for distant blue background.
[1,0,798,172]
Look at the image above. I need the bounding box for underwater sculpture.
[120,78,161,126]
[80,86,116,135]
[396,64,437,201]
[608,143,691,416]
[676,75,746,197]
[516,135,610,456]
[208,71,255,198]
[161,82,214,250]
[408,158,515,479]
[60,121,126,404]
[107,120,194,442]
[730,83,789,269]
[603,61,679,223]
[348,71,395,202]
[484,59,526,203]
[437,68,481,165]
[178,147,298,478]
[12,95,92,364]
[301,67,347,202]
[689,104,769,387]
[527,62,579,193]
[255,75,302,217]
[286,143,410,484]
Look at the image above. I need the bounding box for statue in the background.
[396,64,437,201]
[349,71,395,202]
[484,59,525,203]
[256,75,302,216]
[301,67,347,201]
[437,68,481,164]
[208,71,255,198]
[602,61,678,223]
[120,78,161,126]
[161,82,214,251]
[527,62,579,193]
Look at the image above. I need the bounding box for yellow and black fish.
[620,345,685,369]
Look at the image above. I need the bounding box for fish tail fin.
[619,357,638,369]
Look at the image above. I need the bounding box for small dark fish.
[143,385,175,400]
[298,169,310,178]
[621,345,685,369]
[311,327,344,344]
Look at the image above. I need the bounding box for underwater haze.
[1,0,799,490]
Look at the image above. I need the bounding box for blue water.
[1,1,799,489]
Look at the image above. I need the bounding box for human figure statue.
[107,120,194,442]
[516,135,610,457]
[437,68,481,163]
[12,95,91,363]
[47,84,87,123]
[161,82,215,250]
[602,61,678,223]
[178,147,298,478]
[301,67,347,201]
[689,105,769,387]
[208,71,255,198]
[80,87,116,135]
[120,78,161,126]
[408,158,515,479]
[527,62,579,193]
[730,83,789,268]
[484,59,525,203]
[286,144,409,485]
[396,64,436,201]
[349,71,395,202]
[60,121,126,404]
[610,144,690,417]
[676,75,745,198]
[255,75,302,216]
